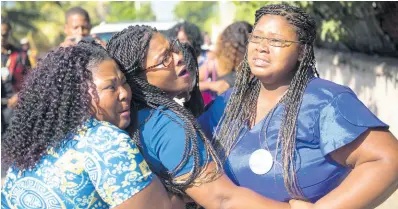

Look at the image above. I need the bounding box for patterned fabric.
[1,117,153,209]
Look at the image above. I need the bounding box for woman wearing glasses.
[106,25,310,209]
[199,3,398,208]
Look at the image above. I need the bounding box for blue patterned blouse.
[1,117,153,209]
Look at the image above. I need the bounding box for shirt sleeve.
[317,91,389,156]
[151,113,211,177]
[197,89,231,139]
[83,123,153,208]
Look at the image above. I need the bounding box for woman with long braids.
[199,3,398,208]
[1,41,173,209]
[106,25,307,209]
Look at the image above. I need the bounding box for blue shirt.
[138,106,210,177]
[198,78,388,202]
[1,118,153,209]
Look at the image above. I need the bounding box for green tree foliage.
[105,1,155,22]
[233,1,398,57]
[173,1,218,32]
[2,1,156,53]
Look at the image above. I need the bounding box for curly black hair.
[167,21,203,58]
[106,25,222,195]
[215,3,319,200]
[215,21,253,73]
[1,40,110,170]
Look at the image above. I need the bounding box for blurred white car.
[90,21,179,42]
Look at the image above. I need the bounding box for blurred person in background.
[20,37,37,68]
[59,6,104,48]
[1,41,173,209]
[1,17,31,134]
[199,21,252,105]
[167,21,204,63]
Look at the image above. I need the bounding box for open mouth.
[178,68,189,77]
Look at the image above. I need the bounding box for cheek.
[97,93,116,115]
[147,70,177,88]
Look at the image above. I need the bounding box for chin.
[118,120,130,130]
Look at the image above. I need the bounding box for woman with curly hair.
[1,41,173,209]
[106,24,308,209]
[199,3,398,208]
[199,21,253,104]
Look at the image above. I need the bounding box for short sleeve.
[151,114,211,177]
[317,92,388,156]
[197,89,232,139]
[83,123,153,208]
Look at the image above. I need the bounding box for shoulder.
[85,117,128,136]
[306,78,354,98]
[303,78,357,109]
[75,118,131,149]
[139,106,185,130]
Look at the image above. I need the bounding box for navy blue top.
[138,106,210,177]
[198,78,388,202]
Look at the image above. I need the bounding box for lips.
[253,57,270,67]
[119,105,130,114]
[177,67,190,77]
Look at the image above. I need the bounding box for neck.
[258,76,292,103]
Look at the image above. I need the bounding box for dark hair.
[1,16,11,29]
[1,40,110,170]
[106,25,221,195]
[214,3,319,200]
[167,21,203,58]
[215,21,253,73]
[65,6,91,23]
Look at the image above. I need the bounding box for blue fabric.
[138,106,210,177]
[198,78,388,202]
[1,118,153,209]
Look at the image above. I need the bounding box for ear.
[297,44,305,62]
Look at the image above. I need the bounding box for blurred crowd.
[1,6,251,133]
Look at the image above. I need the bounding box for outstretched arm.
[314,129,398,209]
[177,162,292,209]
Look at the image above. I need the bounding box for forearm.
[314,160,398,209]
[222,186,291,209]
[168,193,186,209]
[199,81,212,91]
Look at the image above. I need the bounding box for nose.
[119,85,131,102]
[75,27,84,36]
[173,52,185,67]
[256,39,270,53]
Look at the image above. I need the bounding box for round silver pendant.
[249,149,273,175]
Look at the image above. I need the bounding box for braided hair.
[180,42,205,117]
[167,21,203,58]
[106,25,222,195]
[215,21,253,73]
[1,40,109,170]
[214,3,319,200]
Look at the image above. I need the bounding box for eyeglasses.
[145,39,181,70]
[248,33,302,47]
